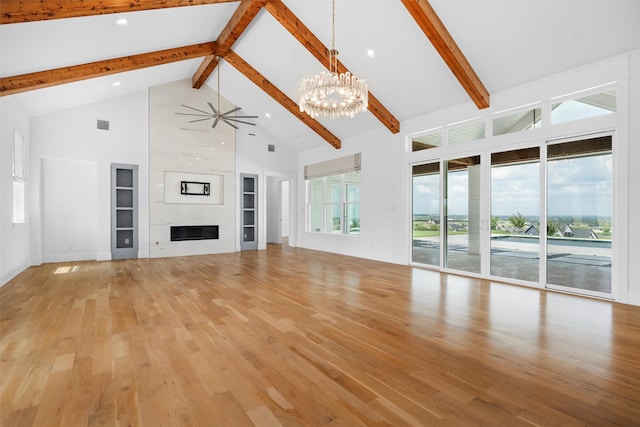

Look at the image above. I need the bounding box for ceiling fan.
[176,103,258,129]
[176,59,258,129]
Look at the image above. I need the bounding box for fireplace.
[170,225,219,241]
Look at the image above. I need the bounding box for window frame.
[306,172,360,236]
[12,129,27,224]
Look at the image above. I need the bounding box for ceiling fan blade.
[180,104,211,115]
[221,118,239,129]
[207,102,219,115]
[229,119,257,126]
[233,115,260,119]
[188,118,212,123]
[175,112,212,118]
[222,106,242,115]
[212,117,220,128]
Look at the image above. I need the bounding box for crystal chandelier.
[299,0,368,119]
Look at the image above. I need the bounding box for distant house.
[524,225,539,236]
[449,223,466,232]
[558,223,573,236]
[558,224,598,239]
[571,227,598,239]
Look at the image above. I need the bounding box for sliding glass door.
[546,136,612,295]
[412,163,440,267]
[445,156,481,274]
[490,148,540,283]
[411,156,483,275]
[411,134,613,298]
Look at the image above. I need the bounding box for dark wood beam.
[192,0,266,89]
[192,56,220,89]
[264,0,400,134]
[224,50,341,149]
[0,42,218,96]
[401,0,490,109]
[1,0,237,24]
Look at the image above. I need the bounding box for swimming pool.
[491,235,611,249]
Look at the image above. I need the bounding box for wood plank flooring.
[1,243,639,426]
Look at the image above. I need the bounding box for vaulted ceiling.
[1,1,639,152]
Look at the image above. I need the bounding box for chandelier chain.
[330,0,337,73]
[331,0,335,50]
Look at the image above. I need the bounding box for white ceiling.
[2,0,639,152]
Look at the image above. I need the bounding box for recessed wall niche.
[149,79,236,258]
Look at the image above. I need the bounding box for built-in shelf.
[240,174,258,251]
[111,165,138,258]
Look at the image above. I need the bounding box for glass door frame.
[542,132,616,300]
[441,153,490,279]
[410,131,618,300]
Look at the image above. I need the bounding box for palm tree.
[509,212,526,232]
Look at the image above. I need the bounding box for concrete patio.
[412,237,612,294]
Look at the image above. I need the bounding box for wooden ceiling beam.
[192,0,266,89]
[264,0,400,134]
[224,50,341,149]
[192,55,220,89]
[1,0,237,24]
[401,0,490,109]
[0,42,218,96]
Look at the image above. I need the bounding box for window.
[448,120,485,145]
[307,172,360,235]
[13,130,26,223]
[305,154,361,235]
[411,130,442,152]
[308,177,324,232]
[13,181,25,223]
[493,108,541,136]
[551,89,616,125]
[344,171,360,234]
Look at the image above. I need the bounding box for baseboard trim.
[1,262,31,287]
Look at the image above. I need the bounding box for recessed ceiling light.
[265,112,271,118]
[116,18,128,26]
[112,82,121,87]
[367,49,376,58]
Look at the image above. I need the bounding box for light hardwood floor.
[1,243,639,426]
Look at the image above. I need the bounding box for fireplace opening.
[170,225,219,241]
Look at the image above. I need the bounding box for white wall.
[236,129,296,250]
[296,51,640,306]
[628,50,640,305]
[149,80,237,258]
[30,90,149,263]
[0,97,31,285]
[41,158,97,262]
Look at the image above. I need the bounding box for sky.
[413,153,612,218]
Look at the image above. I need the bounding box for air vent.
[97,119,110,130]
[268,144,275,152]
